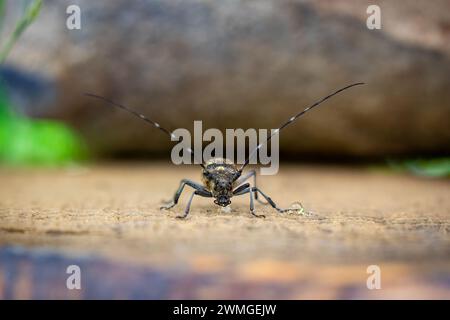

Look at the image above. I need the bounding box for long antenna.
[239,82,365,172]
[84,93,205,169]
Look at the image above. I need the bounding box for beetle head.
[212,178,232,207]
[214,195,231,207]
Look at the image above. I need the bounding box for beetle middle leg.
[160,179,211,210]
[235,170,268,205]
[252,187,287,213]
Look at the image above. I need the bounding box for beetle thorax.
[202,158,239,206]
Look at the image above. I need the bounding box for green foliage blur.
[0,0,86,166]
[388,158,450,178]
[0,86,87,166]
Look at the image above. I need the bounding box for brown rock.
[7,0,450,158]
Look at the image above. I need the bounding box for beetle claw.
[160,202,175,210]
[251,211,266,218]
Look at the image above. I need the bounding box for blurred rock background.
[3,0,450,159]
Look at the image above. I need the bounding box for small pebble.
[286,202,310,215]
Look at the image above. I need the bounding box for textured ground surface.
[0,163,449,299]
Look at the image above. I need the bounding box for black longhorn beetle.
[86,82,364,218]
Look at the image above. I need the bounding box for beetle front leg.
[249,186,265,218]
[235,170,267,205]
[175,189,212,219]
[233,183,265,218]
[176,191,196,219]
[160,179,208,210]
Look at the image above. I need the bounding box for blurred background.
[0,0,450,300]
[0,0,449,173]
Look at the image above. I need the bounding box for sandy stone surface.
[0,163,449,299]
